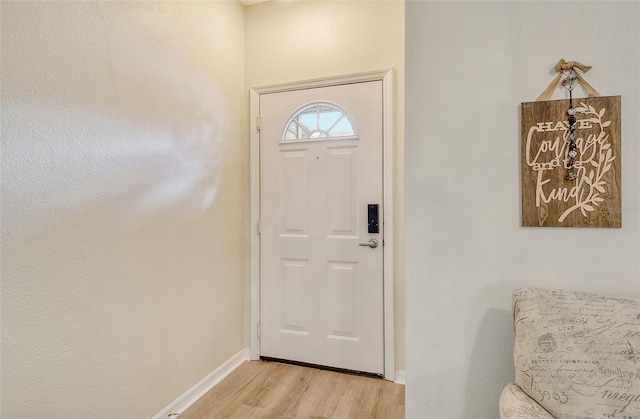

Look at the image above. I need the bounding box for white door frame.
[249,69,395,380]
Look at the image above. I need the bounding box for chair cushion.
[513,289,640,419]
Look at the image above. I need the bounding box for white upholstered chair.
[500,289,640,419]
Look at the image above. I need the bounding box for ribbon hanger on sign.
[536,59,601,102]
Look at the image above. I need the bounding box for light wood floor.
[179,360,404,419]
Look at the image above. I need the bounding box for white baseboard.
[394,369,405,385]
[152,348,250,419]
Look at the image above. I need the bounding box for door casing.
[249,69,395,380]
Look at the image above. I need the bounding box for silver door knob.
[359,239,379,248]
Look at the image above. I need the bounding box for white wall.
[405,1,639,417]
[1,2,247,417]
[245,0,406,370]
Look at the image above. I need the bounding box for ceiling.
[239,0,269,5]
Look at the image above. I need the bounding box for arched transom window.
[283,103,355,140]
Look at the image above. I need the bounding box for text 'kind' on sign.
[521,96,621,228]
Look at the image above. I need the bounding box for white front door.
[259,81,384,375]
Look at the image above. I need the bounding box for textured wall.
[245,0,406,371]
[1,2,246,417]
[405,1,640,417]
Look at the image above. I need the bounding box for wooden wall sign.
[521,96,621,227]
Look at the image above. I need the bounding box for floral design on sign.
[557,102,615,222]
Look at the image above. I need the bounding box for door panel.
[327,146,358,236]
[260,81,383,374]
[280,150,309,235]
[280,258,310,335]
